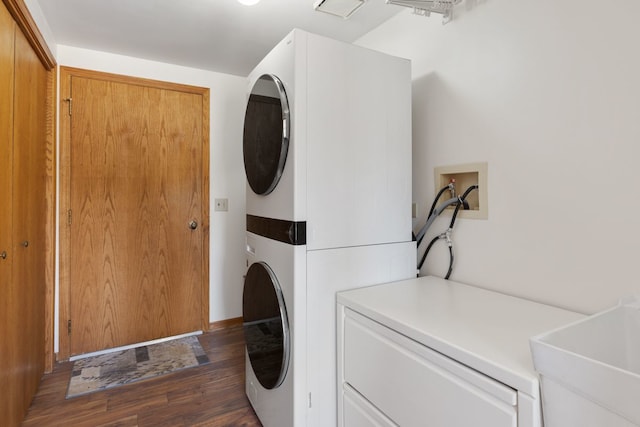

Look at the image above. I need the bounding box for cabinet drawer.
[343,383,397,427]
[343,309,517,427]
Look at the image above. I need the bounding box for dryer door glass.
[243,74,290,195]
[242,261,290,389]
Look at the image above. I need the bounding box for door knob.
[188,220,198,230]
[22,240,29,247]
[0,251,6,260]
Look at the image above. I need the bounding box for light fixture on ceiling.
[238,0,261,5]
[386,0,462,23]
[313,0,366,19]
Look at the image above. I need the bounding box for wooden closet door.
[0,3,16,424]
[11,21,48,417]
[0,2,48,425]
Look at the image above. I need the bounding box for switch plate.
[214,198,228,212]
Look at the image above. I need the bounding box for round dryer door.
[243,74,290,195]
[242,261,290,389]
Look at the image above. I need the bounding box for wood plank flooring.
[22,326,262,427]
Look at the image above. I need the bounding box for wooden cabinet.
[337,276,584,427]
[0,1,51,425]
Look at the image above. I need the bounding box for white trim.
[69,331,203,361]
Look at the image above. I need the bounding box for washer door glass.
[242,261,290,389]
[243,74,290,195]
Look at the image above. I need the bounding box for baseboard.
[209,317,243,332]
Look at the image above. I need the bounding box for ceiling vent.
[386,0,462,23]
[313,0,366,19]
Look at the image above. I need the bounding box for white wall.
[356,0,640,314]
[24,0,57,57]
[55,46,248,346]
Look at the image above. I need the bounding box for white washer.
[242,29,415,427]
[244,232,305,427]
[244,233,415,427]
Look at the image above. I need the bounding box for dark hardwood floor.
[22,326,262,427]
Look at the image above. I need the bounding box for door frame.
[58,67,210,360]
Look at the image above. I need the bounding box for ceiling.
[36,0,404,76]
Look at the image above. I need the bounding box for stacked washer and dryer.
[241,29,415,427]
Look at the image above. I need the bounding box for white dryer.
[243,29,412,248]
[242,29,416,427]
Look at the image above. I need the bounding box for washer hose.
[416,196,461,247]
[448,184,478,229]
[415,183,456,246]
[417,184,478,278]
[418,230,450,272]
[428,183,454,219]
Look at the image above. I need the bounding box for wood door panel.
[68,74,204,356]
[70,77,153,350]
[0,2,55,425]
[0,4,48,424]
[0,3,16,423]
[157,89,203,333]
[12,22,48,414]
[0,6,15,261]
[0,3,14,243]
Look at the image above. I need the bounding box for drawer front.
[344,309,517,427]
[343,384,397,427]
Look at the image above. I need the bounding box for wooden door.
[61,69,209,357]
[12,17,48,416]
[0,2,17,423]
[0,1,49,424]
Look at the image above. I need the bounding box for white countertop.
[337,275,584,397]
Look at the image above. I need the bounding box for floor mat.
[66,335,209,398]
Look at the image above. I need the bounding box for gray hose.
[415,197,460,245]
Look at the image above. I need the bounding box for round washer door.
[242,74,290,195]
[242,261,290,389]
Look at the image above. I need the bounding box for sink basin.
[530,296,640,427]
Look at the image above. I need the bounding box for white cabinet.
[337,276,584,427]
[343,309,517,427]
